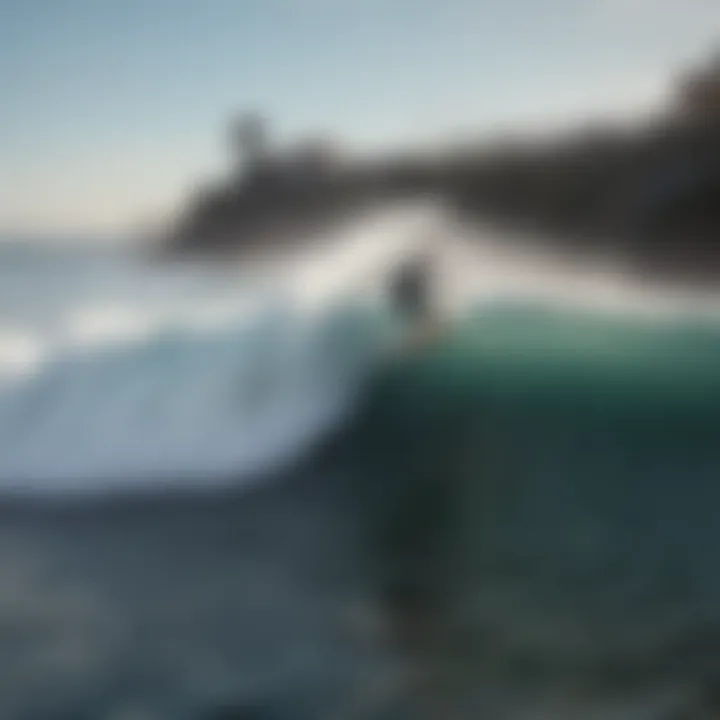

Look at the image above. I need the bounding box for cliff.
[166,56,720,281]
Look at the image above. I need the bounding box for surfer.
[392,254,431,323]
[389,250,444,352]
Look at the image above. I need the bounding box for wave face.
[0,207,447,492]
[343,303,720,717]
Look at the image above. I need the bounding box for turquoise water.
[339,302,720,715]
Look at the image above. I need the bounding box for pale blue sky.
[0,0,717,234]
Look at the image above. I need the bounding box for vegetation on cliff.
[169,54,720,280]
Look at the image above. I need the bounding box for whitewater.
[0,205,445,490]
[0,202,719,493]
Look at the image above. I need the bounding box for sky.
[0,0,717,235]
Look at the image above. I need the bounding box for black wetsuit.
[391,258,431,324]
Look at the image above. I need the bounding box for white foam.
[0,206,430,493]
[0,330,45,380]
[438,222,720,322]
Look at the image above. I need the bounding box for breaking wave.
[0,203,718,493]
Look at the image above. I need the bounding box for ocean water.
[1,205,720,718]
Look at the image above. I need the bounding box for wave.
[0,206,439,492]
[0,202,719,494]
[1,209,720,717]
[0,315,346,490]
[336,302,720,716]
